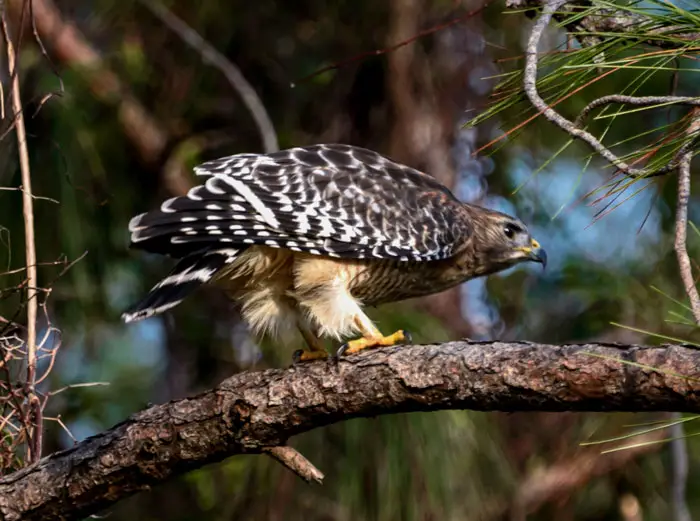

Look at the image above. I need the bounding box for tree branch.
[1,341,699,521]
[506,0,700,49]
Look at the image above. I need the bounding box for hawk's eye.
[504,223,521,239]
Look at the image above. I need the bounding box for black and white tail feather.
[122,248,239,323]
[122,144,469,322]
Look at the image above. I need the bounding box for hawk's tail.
[122,248,240,323]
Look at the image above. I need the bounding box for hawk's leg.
[337,314,411,356]
[292,321,329,363]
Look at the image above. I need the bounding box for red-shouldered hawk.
[123,144,545,361]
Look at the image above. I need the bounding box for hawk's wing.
[129,144,471,262]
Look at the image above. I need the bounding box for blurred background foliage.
[1,0,699,519]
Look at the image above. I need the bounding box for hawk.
[123,144,545,361]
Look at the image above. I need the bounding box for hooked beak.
[517,239,547,269]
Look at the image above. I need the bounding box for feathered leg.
[293,256,410,358]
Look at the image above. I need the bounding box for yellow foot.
[292,349,329,364]
[337,330,412,357]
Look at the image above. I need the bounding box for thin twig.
[673,108,700,324]
[27,0,64,118]
[575,95,700,127]
[47,381,110,397]
[0,256,72,277]
[0,186,60,203]
[1,5,41,463]
[43,416,77,445]
[0,408,17,435]
[668,106,700,521]
[139,0,278,153]
[263,446,324,484]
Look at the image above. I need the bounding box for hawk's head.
[469,208,546,273]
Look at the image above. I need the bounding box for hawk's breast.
[347,257,469,306]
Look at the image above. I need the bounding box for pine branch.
[1,341,699,521]
[506,0,700,49]
[522,0,698,179]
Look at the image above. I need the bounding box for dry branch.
[1,340,699,521]
[674,108,700,324]
[2,5,41,463]
[669,107,700,521]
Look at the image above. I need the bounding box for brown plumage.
[123,144,546,360]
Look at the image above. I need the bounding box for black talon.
[292,349,304,365]
[336,343,348,359]
[403,330,413,345]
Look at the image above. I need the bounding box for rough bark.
[1,341,699,521]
